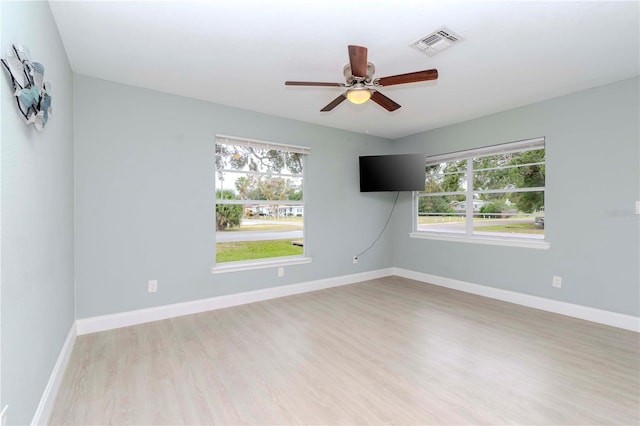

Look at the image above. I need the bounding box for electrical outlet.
[353,256,358,264]
[278,267,284,277]
[552,276,562,288]
[636,200,640,215]
[148,280,158,293]
[1,405,8,426]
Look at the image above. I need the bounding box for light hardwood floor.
[49,276,639,425]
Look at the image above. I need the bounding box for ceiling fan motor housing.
[343,62,375,84]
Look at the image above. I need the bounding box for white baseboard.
[31,323,77,425]
[76,268,394,335]
[77,266,639,335]
[392,268,640,332]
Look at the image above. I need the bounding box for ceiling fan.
[285,45,438,112]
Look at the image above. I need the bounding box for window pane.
[215,140,305,264]
[215,208,304,263]
[473,149,545,191]
[216,171,303,201]
[424,160,467,194]
[416,139,545,242]
[216,144,303,175]
[417,195,465,234]
[472,191,545,239]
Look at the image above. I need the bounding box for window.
[214,135,311,268]
[414,138,546,247]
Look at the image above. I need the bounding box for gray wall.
[73,75,394,319]
[74,75,639,320]
[391,77,640,317]
[1,1,75,424]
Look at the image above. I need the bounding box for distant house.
[245,205,304,217]
[279,206,303,217]
[452,200,486,212]
[245,205,272,216]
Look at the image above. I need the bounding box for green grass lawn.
[418,215,535,224]
[473,223,543,234]
[221,218,303,232]
[418,216,465,224]
[216,239,303,263]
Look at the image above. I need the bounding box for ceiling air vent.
[410,27,464,57]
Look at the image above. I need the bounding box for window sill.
[409,232,550,249]
[211,256,312,274]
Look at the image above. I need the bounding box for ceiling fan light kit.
[285,44,438,112]
[346,86,371,104]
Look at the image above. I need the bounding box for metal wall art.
[1,44,52,130]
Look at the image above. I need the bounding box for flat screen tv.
[359,154,425,192]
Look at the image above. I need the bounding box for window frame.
[411,137,549,250]
[211,135,312,273]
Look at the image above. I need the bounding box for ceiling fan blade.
[370,91,401,112]
[376,69,438,86]
[320,94,347,112]
[348,45,368,78]
[285,81,344,87]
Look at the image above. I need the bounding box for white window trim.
[409,231,550,249]
[211,256,312,274]
[415,137,547,249]
[425,137,544,166]
[214,135,311,270]
[216,134,311,155]
[216,199,304,206]
[218,169,302,179]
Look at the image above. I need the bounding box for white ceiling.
[49,0,639,139]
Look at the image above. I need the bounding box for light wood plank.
[49,276,640,425]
